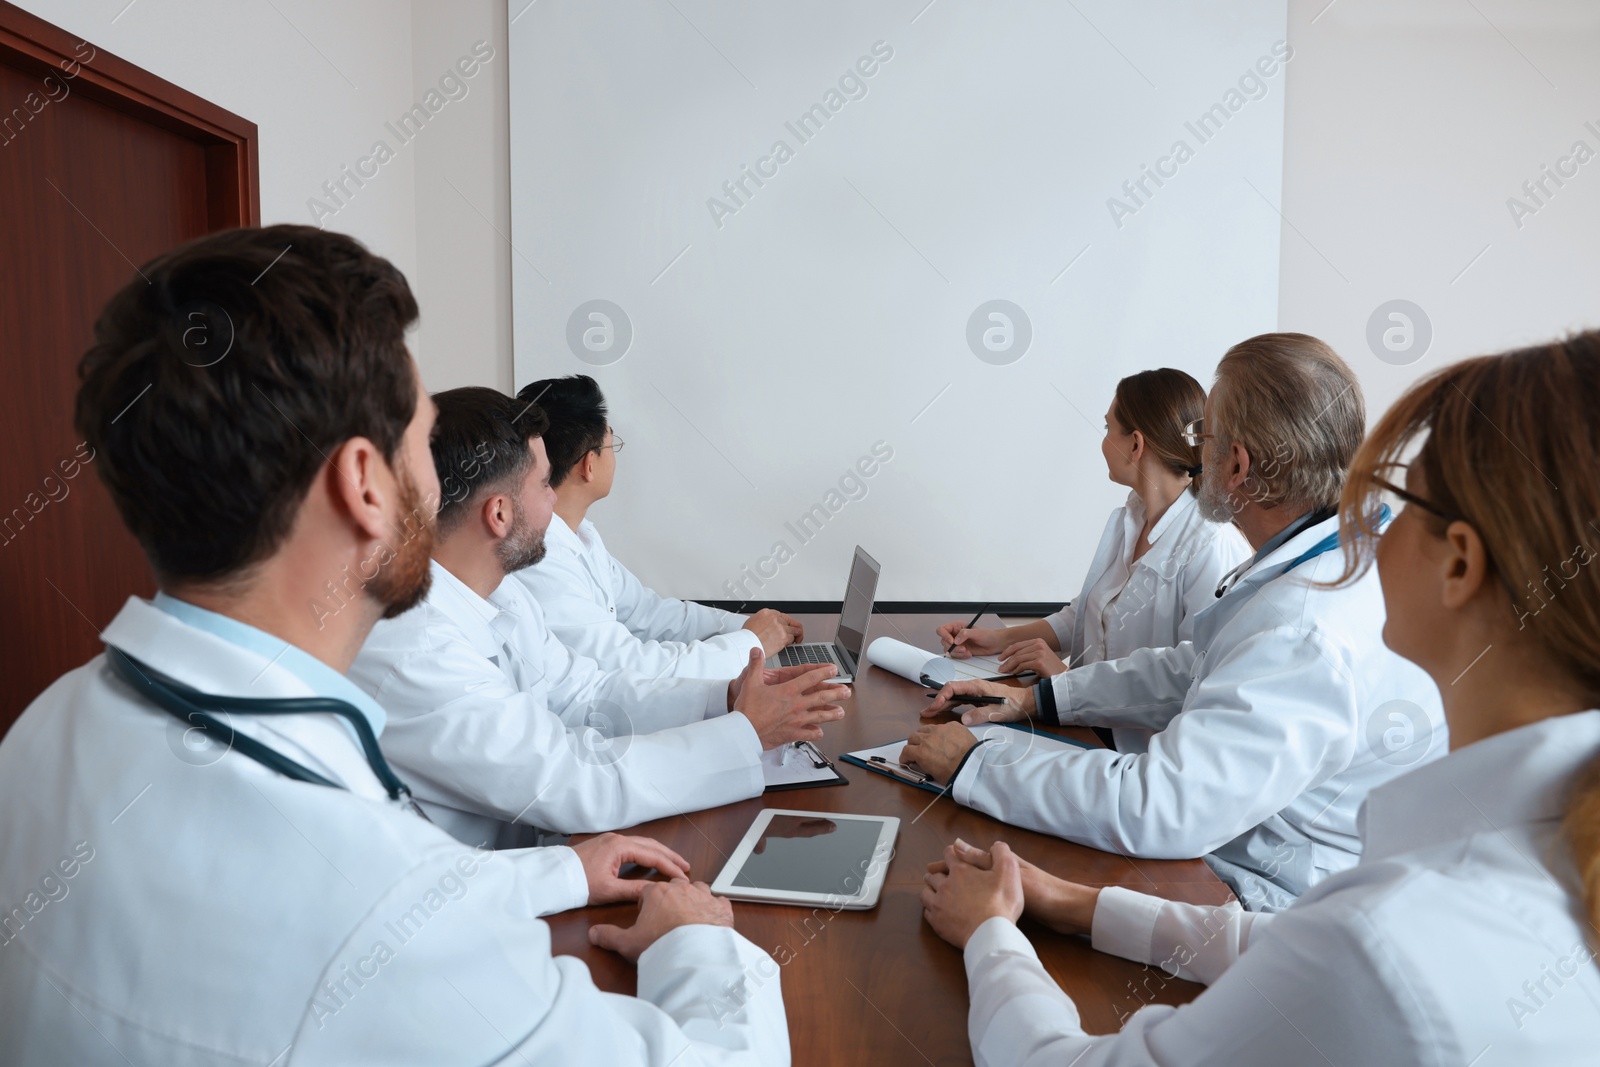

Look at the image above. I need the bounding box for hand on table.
[744,608,803,656]
[589,878,734,964]
[920,840,1025,950]
[998,638,1067,678]
[927,838,1101,938]
[730,649,850,749]
[900,721,981,784]
[921,678,1035,725]
[570,833,691,905]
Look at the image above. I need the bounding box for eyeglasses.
[1181,418,1212,446]
[593,433,624,455]
[1368,463,1461,524]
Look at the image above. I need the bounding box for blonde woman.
[938,369,1249,752]
[921,332,1600,1064]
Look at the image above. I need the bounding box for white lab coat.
[1042,491,1250,752]
[961,710,1600,1065]
[0,597,787,1066]
[515,515,760,679]
[349,562,764,847]
[951,513,1446,909]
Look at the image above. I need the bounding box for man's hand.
[936,621,1007,658]
[743,608,803,656]
[731,649,850,749]
[920,841,1025,950]
[570,833,691,905]
[900,721,981,784]
[927,839,1101,937]
[726,662,841,708]
[998,638,1067,678]
[588,878,734,964]
[921,678,1034,724]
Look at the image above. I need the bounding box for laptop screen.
[835,547,880,659]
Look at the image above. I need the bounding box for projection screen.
[510,0,1287,603]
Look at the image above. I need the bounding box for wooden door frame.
[0,0,259,229]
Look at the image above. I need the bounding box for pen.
[945,602,989,652]
[925,693,1008,706]
[869,755,930,783]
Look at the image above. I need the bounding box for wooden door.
[0,1,258,734]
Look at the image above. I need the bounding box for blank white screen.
[510,0,1286,601]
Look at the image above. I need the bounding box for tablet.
[709,809,899,909]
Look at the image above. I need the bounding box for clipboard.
[761,742,850,793]
[840,722,1095,795]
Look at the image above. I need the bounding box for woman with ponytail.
[920,332,1600,1064]
[937,369,1249,751]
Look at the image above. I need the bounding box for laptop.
[767,546,880,684]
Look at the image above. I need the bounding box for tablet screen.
[731,814,885,896]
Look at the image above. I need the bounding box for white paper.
[865,637,1018,687]
[760,743,842,788]
[863,636,938,684]
[922,654,1014,685]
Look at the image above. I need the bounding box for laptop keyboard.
[776,644,840,667]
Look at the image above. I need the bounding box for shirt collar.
[423,560,507,654]
[151,592,387,736]
[544,513,587,551]
[1361,709,1600,861]
[1144,489,1196,547]
[1250,507,1324,565]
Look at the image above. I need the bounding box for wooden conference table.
[546,614,1234,1065]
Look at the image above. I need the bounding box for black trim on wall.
[697,601,1061,616]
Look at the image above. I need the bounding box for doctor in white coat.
[919,331,1600,1065]
[938,369,1250,751]
[913,334,1445,910]
[513,375,802,679]
[351,387,847,848]
[0,226,790,1065]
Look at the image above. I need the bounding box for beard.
[370,463,436,620]
[1194,439,1240,524]
[495,495,547,574]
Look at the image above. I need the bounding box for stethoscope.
[1211,505,1388,599]
[107,646,429,820]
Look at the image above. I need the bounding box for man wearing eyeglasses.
[512,375,803,679]
[914,333,1447,912]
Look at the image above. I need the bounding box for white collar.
[1136,488,1198,548]
[423,560,509,661]
[101,597,390,796]
[1242,512,1340,579]
[545,512,585,549]
[106,597,361,708]
[150,592,387,734]
[1362,710,1600,860]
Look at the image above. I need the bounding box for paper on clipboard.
[863,636,1021,687]
[760,743,848,792]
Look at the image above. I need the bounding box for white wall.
[509,0,1289,603]
[25,0,1600,601]
[408,0,513,393]
[1279,0,1600,422]
[14,0,511,394]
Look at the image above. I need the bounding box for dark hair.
[518,375,607,488]
[1111,368,1207,495]
[75,224,419,584]
[1332,330,1600,944]
[431,387,549,535]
